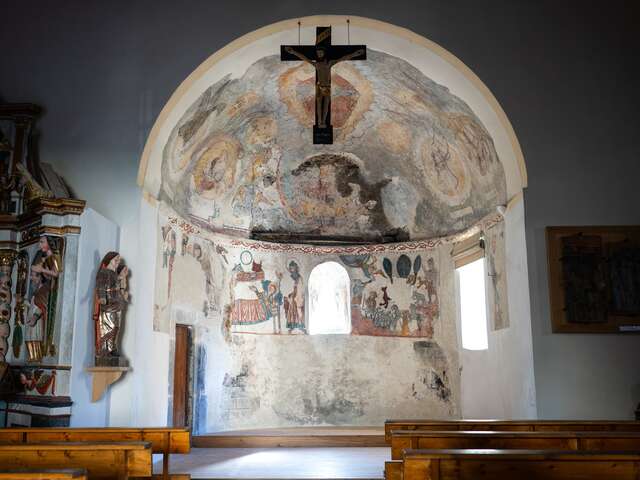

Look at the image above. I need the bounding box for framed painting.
[547,226,640,333]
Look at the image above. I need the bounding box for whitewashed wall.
[460,197,536,419]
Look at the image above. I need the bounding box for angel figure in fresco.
[30,235,63,358]
[93,252,129,366]
[283,46,365,128]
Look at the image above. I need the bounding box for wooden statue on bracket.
[93,252,129,367]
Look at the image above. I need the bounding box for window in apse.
[308,261,351,335]
[457,257,489,350]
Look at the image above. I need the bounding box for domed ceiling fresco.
[160,49,507,242]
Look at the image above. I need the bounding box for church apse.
[147,37,516,431]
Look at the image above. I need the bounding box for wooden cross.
[281,26,366,144]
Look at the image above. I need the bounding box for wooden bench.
[0,470,88,480]
[384,419,640,443]
[0,442,151,480]
[0,427,190,479]
[390,429,640,459]
[402,449,640,480]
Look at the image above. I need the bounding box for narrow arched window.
[308,261,351,335]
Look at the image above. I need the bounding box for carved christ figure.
[284,46,365,128]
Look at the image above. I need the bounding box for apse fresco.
[160,50,507,241]
[150,206,505,430]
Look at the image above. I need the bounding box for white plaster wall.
[70,208,119,426]
[461,197,537,419]
[107,195,169,427]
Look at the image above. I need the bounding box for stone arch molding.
[139,15,527,229]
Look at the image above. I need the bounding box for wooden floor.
[158,447,389,479]
[194,427,386,448]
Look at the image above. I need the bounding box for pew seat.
[402,449,640,480]
[0,442,152,480]
[384,419,640,443]
[390,429,640,459]
[0,470,88,480]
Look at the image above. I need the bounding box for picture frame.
[546,226,640,333]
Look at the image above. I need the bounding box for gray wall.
[2,0,639,419]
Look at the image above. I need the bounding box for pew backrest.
[384,419,640,443]
[0,427,190,454]
[0,470,88,480]
[390,430,640,459]
[0,442,152,480]
[403,449,640,480]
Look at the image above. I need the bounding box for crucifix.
[281,26,366,144]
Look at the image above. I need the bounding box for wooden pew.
[0,442,151,480]
[390,430,640,459]
[402,449,640,480]
[384,419,640,443]
[0,427,190,480]
[0,470,88,480]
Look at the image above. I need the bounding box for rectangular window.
[457,257,489,350]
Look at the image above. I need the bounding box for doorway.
[173,324,193,427]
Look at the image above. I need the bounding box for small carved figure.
[93,252,129,366]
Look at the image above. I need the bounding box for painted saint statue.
[93,252,129,366]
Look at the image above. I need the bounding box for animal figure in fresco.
[379,287,392,309]
[30,236,62,358]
